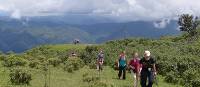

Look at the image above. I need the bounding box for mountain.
[0,16,180,52]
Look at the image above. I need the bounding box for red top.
[129,58,140,73]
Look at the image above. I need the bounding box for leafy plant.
[9,68,32,85]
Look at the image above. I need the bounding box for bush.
[164,71,180,84]
[182,69,200,87]
[9,68,32,85]
[82,72,114,87]
[88,60,97,69]
[63,57,84,73]
[80,51,97,65]
[82,73,100,83]
[28,59,40,69]
[3,55,27,67]
[48,58,61,67]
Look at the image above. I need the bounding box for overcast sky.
[0,0,200,22]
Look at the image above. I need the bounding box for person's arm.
[153,64,157,75]
[102,58,104,64]
[152,58,157,75]
[138,58,143,75]
[128,60,132,69]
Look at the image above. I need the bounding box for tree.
[178,14,200,37]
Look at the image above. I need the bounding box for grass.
[0,65,182,87]
[47,44,88,51]
[0,44,182,87]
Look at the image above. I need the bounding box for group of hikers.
[96,50,157,87]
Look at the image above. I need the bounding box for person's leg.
[131,70,137,87]
[147,71,154,87]
[136,73,140,87]
[123,68,126,79]
[140,71,147,87]
[118,69,122,79]
[100,63,103,70]
[96,62,99,70]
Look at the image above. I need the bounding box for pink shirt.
[129,58,140,73]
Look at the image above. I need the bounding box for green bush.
[3,55,27,67]
[9,68,32,85]
[82,72,114,87]
[164,71,180,84]
[28,60,40,68]
[88,60,97,69]
[64,57,84,73]
[48,58,61,67]
[82,73,100,83]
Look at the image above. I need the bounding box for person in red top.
[129,52,141,87]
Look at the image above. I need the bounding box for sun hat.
[144,50,151,56]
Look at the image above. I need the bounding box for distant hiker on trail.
[128,52,141,87]
[140,51,157,87]
[118,51,127,80]
[71,52,77,57]
[73,39,80,45]
[96,50,104,71]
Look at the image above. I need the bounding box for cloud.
[10,9,21,19]
[153,19,170,29]
[0,0,200,21]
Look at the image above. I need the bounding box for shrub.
[63,57,84,73]
[82,74,100,83]
[88,60,97,69]
[9,68,32,85]
[28,60,40,68]
[48,58,61,67]
[3,55,27,67]
[164,71,180,84]
[82,72,114,87]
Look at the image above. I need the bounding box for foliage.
[3,54,27,67]
[178,14,199,36]
[9,68,32,85]
[48,58,61,67]
[82,72,114,87]
[63,57,84,73]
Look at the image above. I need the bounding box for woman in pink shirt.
[129,52,141,87]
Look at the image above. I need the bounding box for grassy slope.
[0,66,181,87]
[0,44,182,87]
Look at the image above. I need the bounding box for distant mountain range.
[0,16,180,52]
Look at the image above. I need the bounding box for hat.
[144,50,151,56]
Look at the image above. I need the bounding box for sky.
[0,0,200,22]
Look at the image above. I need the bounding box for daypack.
[97,53,104,62]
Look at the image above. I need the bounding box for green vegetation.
[0,14,199,87]
[0,43,183,87]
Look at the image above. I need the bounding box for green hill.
[1,28,200,87]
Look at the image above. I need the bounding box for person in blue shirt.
[118,51,127,80]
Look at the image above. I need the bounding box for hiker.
[96,50,104,71]
[73,39,80,44]
[71,52,76,57]
[118,51,127,80]
[128,52,141,87]
[140,51,157,87]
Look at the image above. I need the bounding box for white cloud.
[153,19,170,29]
[0,0,200,21]
[11,9,21,19]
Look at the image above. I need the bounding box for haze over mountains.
[0,16,179,52]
